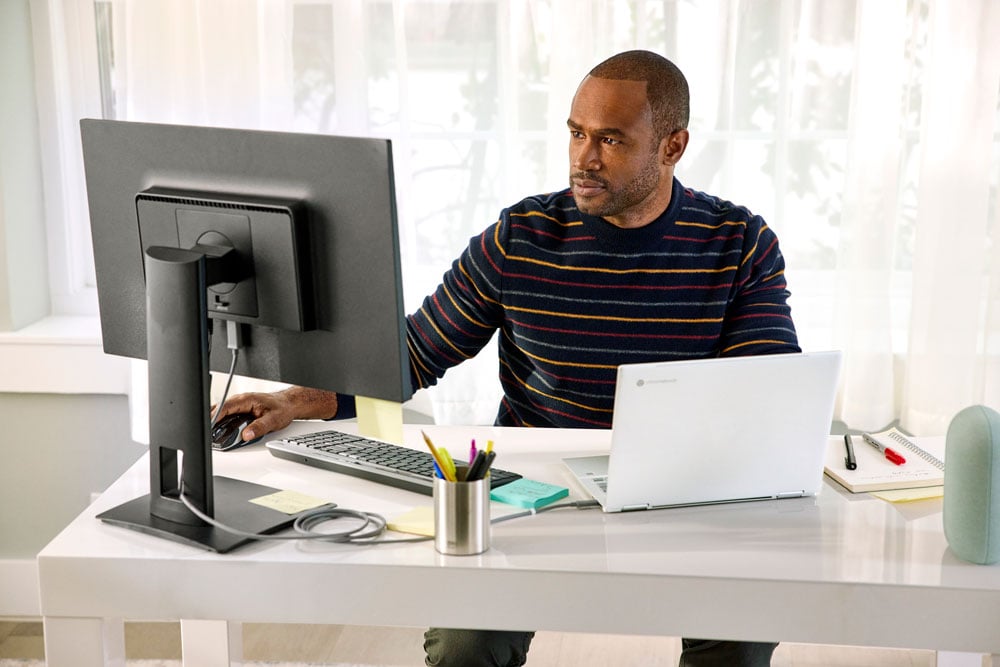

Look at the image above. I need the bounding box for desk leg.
[180,619,243,667]
[42,616,125,667]
[935,651,990,667]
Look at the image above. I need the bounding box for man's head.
[567,50,690,229]
[589,50,690,142]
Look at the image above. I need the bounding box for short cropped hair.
[588,50,690,140]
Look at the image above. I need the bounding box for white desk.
[38,423,1000,666]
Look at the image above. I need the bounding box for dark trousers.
[424,628,777,666]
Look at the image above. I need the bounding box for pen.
[862,432,906,466]
[843,434,857,470]
[466,450,496,481]
[470,439,477,465]
[477,450,496,479]
[466,450,487,480]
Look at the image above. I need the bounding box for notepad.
[490,478,568,509]
[387,506,435,537]
[249,490,330,514]
[824,429,945,493]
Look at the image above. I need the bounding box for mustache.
[570,171,608,186]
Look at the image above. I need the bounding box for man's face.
[567,76,666,228]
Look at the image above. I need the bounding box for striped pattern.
[406,178,799,428]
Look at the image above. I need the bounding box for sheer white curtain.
[99,0,999,432]
[899,1,1000,434]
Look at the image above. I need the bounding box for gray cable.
[178,486,599,546]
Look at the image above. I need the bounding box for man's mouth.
[571,175,607,198]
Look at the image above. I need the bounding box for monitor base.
[96,475,304,553]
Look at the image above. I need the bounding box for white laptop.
[563,351,842,512]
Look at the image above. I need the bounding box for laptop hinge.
[776,491,805,499]
[621,504,651,512]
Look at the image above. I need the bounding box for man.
[219,50,798,666]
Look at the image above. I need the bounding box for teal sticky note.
[490,478,569,509]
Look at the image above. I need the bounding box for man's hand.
[212,386,339,442]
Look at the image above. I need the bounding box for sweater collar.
[578,177,684,249]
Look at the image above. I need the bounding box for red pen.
[862,433,906,465]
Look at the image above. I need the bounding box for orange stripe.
[505,304,723,324]
[507,255,737,275]
[721,339,790,354]
[510,210,584,227]
[675,220,747,230]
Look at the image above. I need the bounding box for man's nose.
[571,139,601,171]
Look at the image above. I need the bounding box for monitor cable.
[178,485,598,547]
[196,322,601,545]
[209,321,242,428]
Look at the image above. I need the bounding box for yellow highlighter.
[421,430,456,482]
[438,447,458,482]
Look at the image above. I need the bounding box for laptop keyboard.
[265,429,522,496]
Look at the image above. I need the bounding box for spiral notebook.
[824,428,945,493]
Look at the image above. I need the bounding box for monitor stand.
[96,245,302,553]
[97,476,298,553]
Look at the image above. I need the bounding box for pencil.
[421,430,455,481]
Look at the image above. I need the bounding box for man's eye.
[602,137,621,145]
[570,130,584,139]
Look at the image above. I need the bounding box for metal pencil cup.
[433,467,490,555]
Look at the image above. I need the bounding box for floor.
[0,619,946,666]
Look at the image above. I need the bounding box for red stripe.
[430,292,479,339]
[660,234,744,243]
[409,317,464,366]
[500,270,726,292]
[509,317,719,340]
[511,223,596,242]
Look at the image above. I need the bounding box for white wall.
[0,0,141,617]
[0,393,144,615]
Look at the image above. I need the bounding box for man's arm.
[719,218,800,357]
[405,220,507,389]
[213,385,341,442]
[215,219,509,438]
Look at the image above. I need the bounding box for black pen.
[465,450,488,481]
[467,450,496,481]
[843,434,857,470]
[476,451,496,480]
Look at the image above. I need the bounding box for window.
[32,0,1000,430]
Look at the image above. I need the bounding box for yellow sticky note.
[387,506,435,537]
[356,395,403,445]
[871,486,944,503]
[249,489,330,515]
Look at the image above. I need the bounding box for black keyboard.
[265,429,522,496]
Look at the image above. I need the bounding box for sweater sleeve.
[719,217,801,356]
[405,219,508,390]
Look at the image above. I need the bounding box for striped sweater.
[405,177,799,428]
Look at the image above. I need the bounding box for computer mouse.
[211,413,262,451]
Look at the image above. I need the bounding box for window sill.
[0,316,129,395]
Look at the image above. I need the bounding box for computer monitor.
[80,119,412,552]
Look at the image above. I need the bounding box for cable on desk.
[179,486,430,544]
[179,487,599,547]
[490,499,601,523]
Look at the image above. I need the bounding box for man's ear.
[660,129,689,166]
